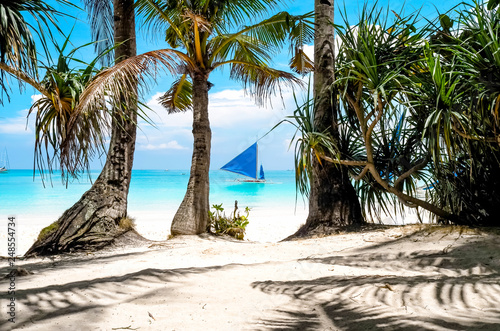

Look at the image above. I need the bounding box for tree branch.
[394,156,429,190]
[320,154,368,166]
[343,89,366,136]
[354,165,370,181]
[451,122,499,144]
[0,62,50,98]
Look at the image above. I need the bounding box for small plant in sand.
[208,201,250,240]
[37,221,60,241]
[118,217,136,231]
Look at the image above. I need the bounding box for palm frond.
[209,34,274,66]
[289,47,314,75]
[83,0,114,65]
[158,74,193,113]
[209,11,308,65]
[136,0,189,49]
[227,61,304,107]
[212,0,288,27]
[75,49,187,118]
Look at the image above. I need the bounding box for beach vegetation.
[208,202,250,240]
[281,1,500,227]
[37,221,60,242]
[418,2,500,226]
[119,217,136,231]
[28,34,115,179]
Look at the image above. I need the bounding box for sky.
[0,0,471,171]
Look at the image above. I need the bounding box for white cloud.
[140,88,300,132]
[208,88,297,128]
[138,140,187,150]
[30,94,43,104]
[303,44,314,60]
[0,94,46,134]
[141,92,193,128]
[0,109,32,135]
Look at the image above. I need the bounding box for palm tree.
[22,0,311,253]
[291,0,363,238]
[75,0,312,235]
[145,0,313,235]
[25,0,140,256]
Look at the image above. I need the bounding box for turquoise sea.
[0,169,305,215]
[0,170,309,253]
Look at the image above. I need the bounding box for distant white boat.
[221,142,265,183]
[0,148,9,173]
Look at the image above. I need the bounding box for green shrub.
[37,221,60,241]
[208,201,250,240]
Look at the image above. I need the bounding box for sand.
[2,224,499,331]
[0,204,310,257]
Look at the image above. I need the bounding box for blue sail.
[259,165,265,180]
[221,143,258,179]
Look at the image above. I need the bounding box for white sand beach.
[2,224,499,330]
[0,203,310,257]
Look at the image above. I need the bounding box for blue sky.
[0,0,471,171]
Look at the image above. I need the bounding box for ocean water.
[0,170,309,253]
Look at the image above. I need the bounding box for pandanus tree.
[285,2,500,226]
[25,0,141,256]
[413,2,500,225]
[73,0,313,235]
[283,6,457,223]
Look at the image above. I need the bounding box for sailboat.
[221,142,265,182]
[0,148,9,173]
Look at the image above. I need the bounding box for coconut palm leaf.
[82,0,114,66]
[74,48,187,120]
[227,61,303,106]
[289,47,314,74]
[209,11,314,73]
[158,74,193,113]
[137,0,290,33]
[209,34,274,66]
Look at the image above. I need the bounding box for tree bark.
[170,72,212,235]
[291,0,364,238]
[25,0,140,257]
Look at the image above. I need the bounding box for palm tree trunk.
[170,72,211,235]
[25,0,139,256]
[291,0,363,238]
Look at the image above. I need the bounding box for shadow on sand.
[2,229,499,330]
[250,231,500,330]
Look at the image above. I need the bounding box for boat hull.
[237,179,266,183]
